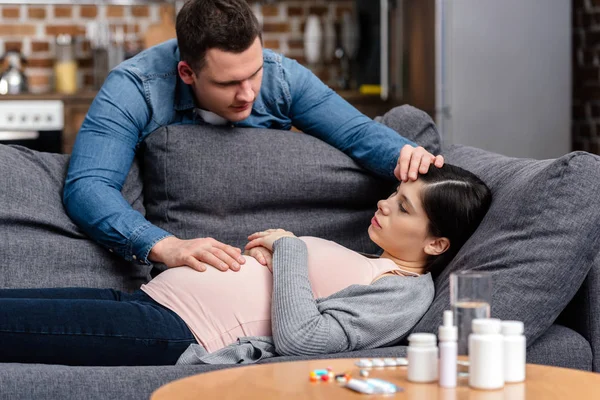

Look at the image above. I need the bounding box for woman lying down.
[0,164,490,366]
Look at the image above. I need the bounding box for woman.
[0,164,490,366]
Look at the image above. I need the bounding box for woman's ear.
[424,237,450,256]
[178,61,196,85]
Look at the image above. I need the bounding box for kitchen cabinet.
[0,0,167,4]
[0,91,95,153]
[337,90,400,120]
[62,98,94,153]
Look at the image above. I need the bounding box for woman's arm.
[270,237,350,356]
[247,232,435,356]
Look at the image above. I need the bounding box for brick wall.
[0,3,168,93]
[253,0,354,88]
[573,0,600,154]
[0,1,353,94]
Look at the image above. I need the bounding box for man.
[64,0,443,274]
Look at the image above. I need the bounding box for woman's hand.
[246,229,296,253]
[244,246,274,272]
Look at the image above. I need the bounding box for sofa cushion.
[140,105,439,259]
[141,124,394,255]
[557,250,600,371]
[412,144,600,348]
[0,144,149,291]
[374,104,441,156]
[526,324,592,371]
[0,327,587,400]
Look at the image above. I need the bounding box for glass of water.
[450,271,492,356]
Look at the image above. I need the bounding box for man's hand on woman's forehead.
[394,144,444,182]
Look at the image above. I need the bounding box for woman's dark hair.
[419,164,492,279]
[176,0,262,71]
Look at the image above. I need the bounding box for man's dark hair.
[419,164,492,279]
[176,0,262,71]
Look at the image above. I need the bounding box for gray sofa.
[0,106,598,399]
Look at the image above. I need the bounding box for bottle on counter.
[469,318,504,390]
[407,333,438,383]
[438,310,458,388]
[502,320,526,383]
[54,34,78,94]
[0,51,28,95]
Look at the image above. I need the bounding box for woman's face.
[368,180,442,263]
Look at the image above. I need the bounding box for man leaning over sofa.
[62,0,443,274]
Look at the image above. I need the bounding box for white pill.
[371,359,385,367]
[355,359,373,368]
[383,358,397,366]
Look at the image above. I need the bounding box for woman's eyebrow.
[399,193,416,211]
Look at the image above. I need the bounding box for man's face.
[178,37,264,122]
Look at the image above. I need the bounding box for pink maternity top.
[141,237,415,353]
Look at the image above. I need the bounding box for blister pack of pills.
[355,357,408,368]
[345,378,401,394]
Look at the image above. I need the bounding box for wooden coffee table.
[151,358,600,399]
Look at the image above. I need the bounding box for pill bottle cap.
[501,320,524,335]
[471,318,502,334]
[408,333,437,347]
[438,310,457,341]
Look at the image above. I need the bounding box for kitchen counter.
[0,90,396,104]
[0,91,98,102]
[336,90,401,119]
[0,91,98,153]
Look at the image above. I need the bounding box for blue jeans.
[0,288,196,366]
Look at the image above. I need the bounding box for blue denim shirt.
[64,39,415,265]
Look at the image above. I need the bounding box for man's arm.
[63,68,244,271]
[284,57,443,180]
[64,67,167,264]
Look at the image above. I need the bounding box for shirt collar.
[195,108,229,125]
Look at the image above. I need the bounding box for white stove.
[0,100,64,152]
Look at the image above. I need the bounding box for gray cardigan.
[177,237,434,365]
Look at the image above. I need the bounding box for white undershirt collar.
[195,108,229,126]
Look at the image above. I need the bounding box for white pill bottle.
[469,318,504,390]
[438,310,458,388]
[407,333,438,383]
[502,320,526,383]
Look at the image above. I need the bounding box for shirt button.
[132,255,137,260]
[108,249,113,253]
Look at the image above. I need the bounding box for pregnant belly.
[141,255,273,352]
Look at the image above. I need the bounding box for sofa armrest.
[557,251,600,372]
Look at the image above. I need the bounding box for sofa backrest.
[0,105,435,291]
[140,104,438,263]
[3,102,597,357]
[141,124,396,259]
[412,144,600,348]
[0,145,149,291]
